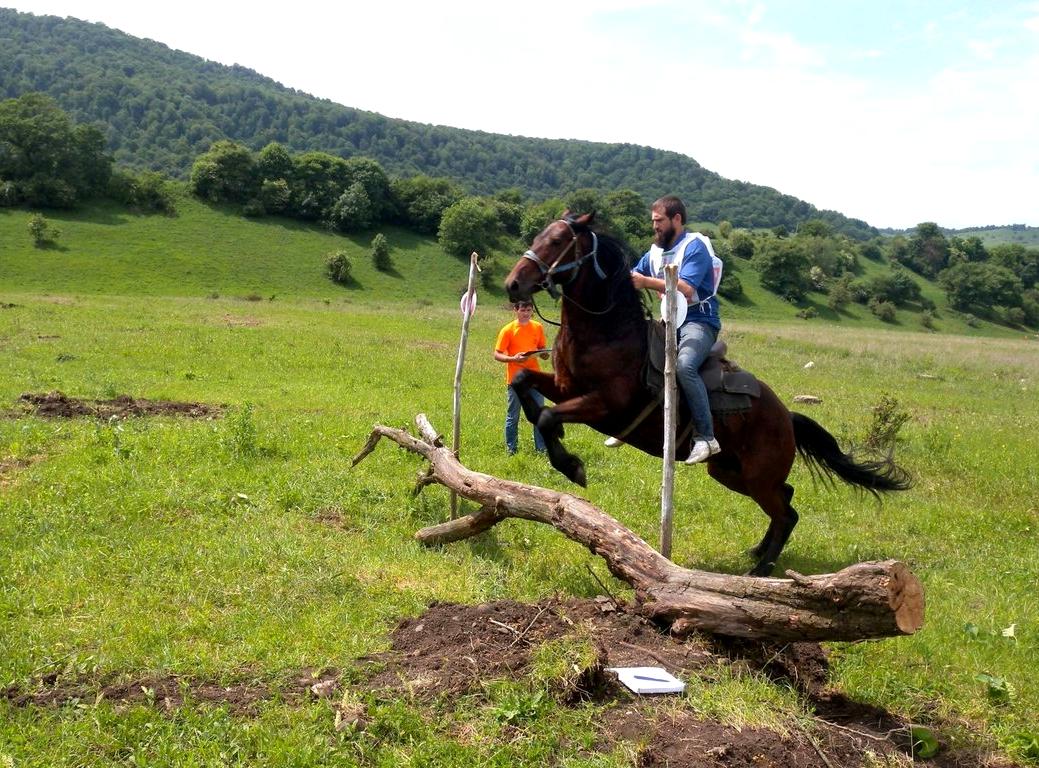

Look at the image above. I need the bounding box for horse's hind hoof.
[746,561,776,577]
[565,459,587,487]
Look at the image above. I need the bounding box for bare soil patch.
[2,600,1019,766]
[1,669,340,716]
[14,391,222,420]
[370,599,1021,768]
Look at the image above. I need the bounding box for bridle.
[521,219,606,300]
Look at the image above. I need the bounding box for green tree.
[371,233,392,272]
[391,175,464,234]
[797,219,832,238]
[938,262,1023,313]
[189,140,257,203]
[754,238,811,301]
[256,142,293,181]
[438,197,501,260]
[327,181,373,232]
[520,198,567,243]
[343,156,392,220]
[0,93,111,207]
[905,222,950,277]
[729,230,755,260]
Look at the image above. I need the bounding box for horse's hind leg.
[707,461,798,577]
[745,483,798,577]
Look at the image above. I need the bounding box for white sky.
[8,0,1039,229]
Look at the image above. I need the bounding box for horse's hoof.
[565,460,587,487]
[746,561,775,577]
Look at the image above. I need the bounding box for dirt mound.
[371,599,1021,768]
[16,392,222,420]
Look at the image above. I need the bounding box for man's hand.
[631,271,651,290]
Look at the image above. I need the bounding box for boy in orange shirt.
[494,300,549,455]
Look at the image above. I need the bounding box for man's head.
[513,300,533,324]
[651,195,687,250]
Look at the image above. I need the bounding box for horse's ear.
[575,211,596,228]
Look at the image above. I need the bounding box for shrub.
[325,250,353,284]
[718,273,743,300]
[864,393,911,452]
[1005,307,1026,326]
[796,306,817,320]
[868,297,897,322]
[242,198,265,217]
[827,278,852,311]
[729,230,755,260]
[371,233,392,272]
[920,310,937,330]
[27,213,59,246]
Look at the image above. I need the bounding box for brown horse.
[504,213,911,576]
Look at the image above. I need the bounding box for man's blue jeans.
[506,386,546,454]
[676,321,718,441]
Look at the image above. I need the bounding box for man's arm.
[631,271,695,301]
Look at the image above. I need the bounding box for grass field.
[1,199,1037,766]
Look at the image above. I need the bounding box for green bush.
[325,250,353,284]
[718,273,743,300]
[27,213,59,246]
[371,233,392,272]
[868,296,897,322]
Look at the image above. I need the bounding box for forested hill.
[0,8,875,239]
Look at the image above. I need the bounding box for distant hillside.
[880,223,1039,247]
[0,8,876,239]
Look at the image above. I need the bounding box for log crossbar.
[352,415,924,642]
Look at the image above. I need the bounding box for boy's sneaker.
[685,438,721,464]
[604,436,624,448]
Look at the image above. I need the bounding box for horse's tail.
[791,412,912,496]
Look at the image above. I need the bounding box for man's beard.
[654,224,677,249]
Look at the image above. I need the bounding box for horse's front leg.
[512,370,609,487]
[507,369,606,486]
[510,369,561,440]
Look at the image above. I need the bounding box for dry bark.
[352,415,924,642]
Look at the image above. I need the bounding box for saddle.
[644,321,760,413]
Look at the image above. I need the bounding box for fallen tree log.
[352,415,924,642]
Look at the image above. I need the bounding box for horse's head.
[505,211,599,302]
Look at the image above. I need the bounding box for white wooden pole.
[660,264,679,558]
[451,251,480,518]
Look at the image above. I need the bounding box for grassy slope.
[1,192,1030,339]
[1,198,1037,765]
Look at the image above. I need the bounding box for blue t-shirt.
[633,232,721,331]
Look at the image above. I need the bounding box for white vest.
[647,232,722,305]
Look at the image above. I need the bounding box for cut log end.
[889,561,926,635]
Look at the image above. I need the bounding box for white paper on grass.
[607,666,685,694]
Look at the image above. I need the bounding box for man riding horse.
[614,195,721,464]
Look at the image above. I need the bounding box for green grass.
[1,199,1038,765]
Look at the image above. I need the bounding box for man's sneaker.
[604,436,625,448]
[685,438,721,465]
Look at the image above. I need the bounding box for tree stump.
[352,415,924,642]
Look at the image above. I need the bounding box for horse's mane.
[565,215,652,329]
